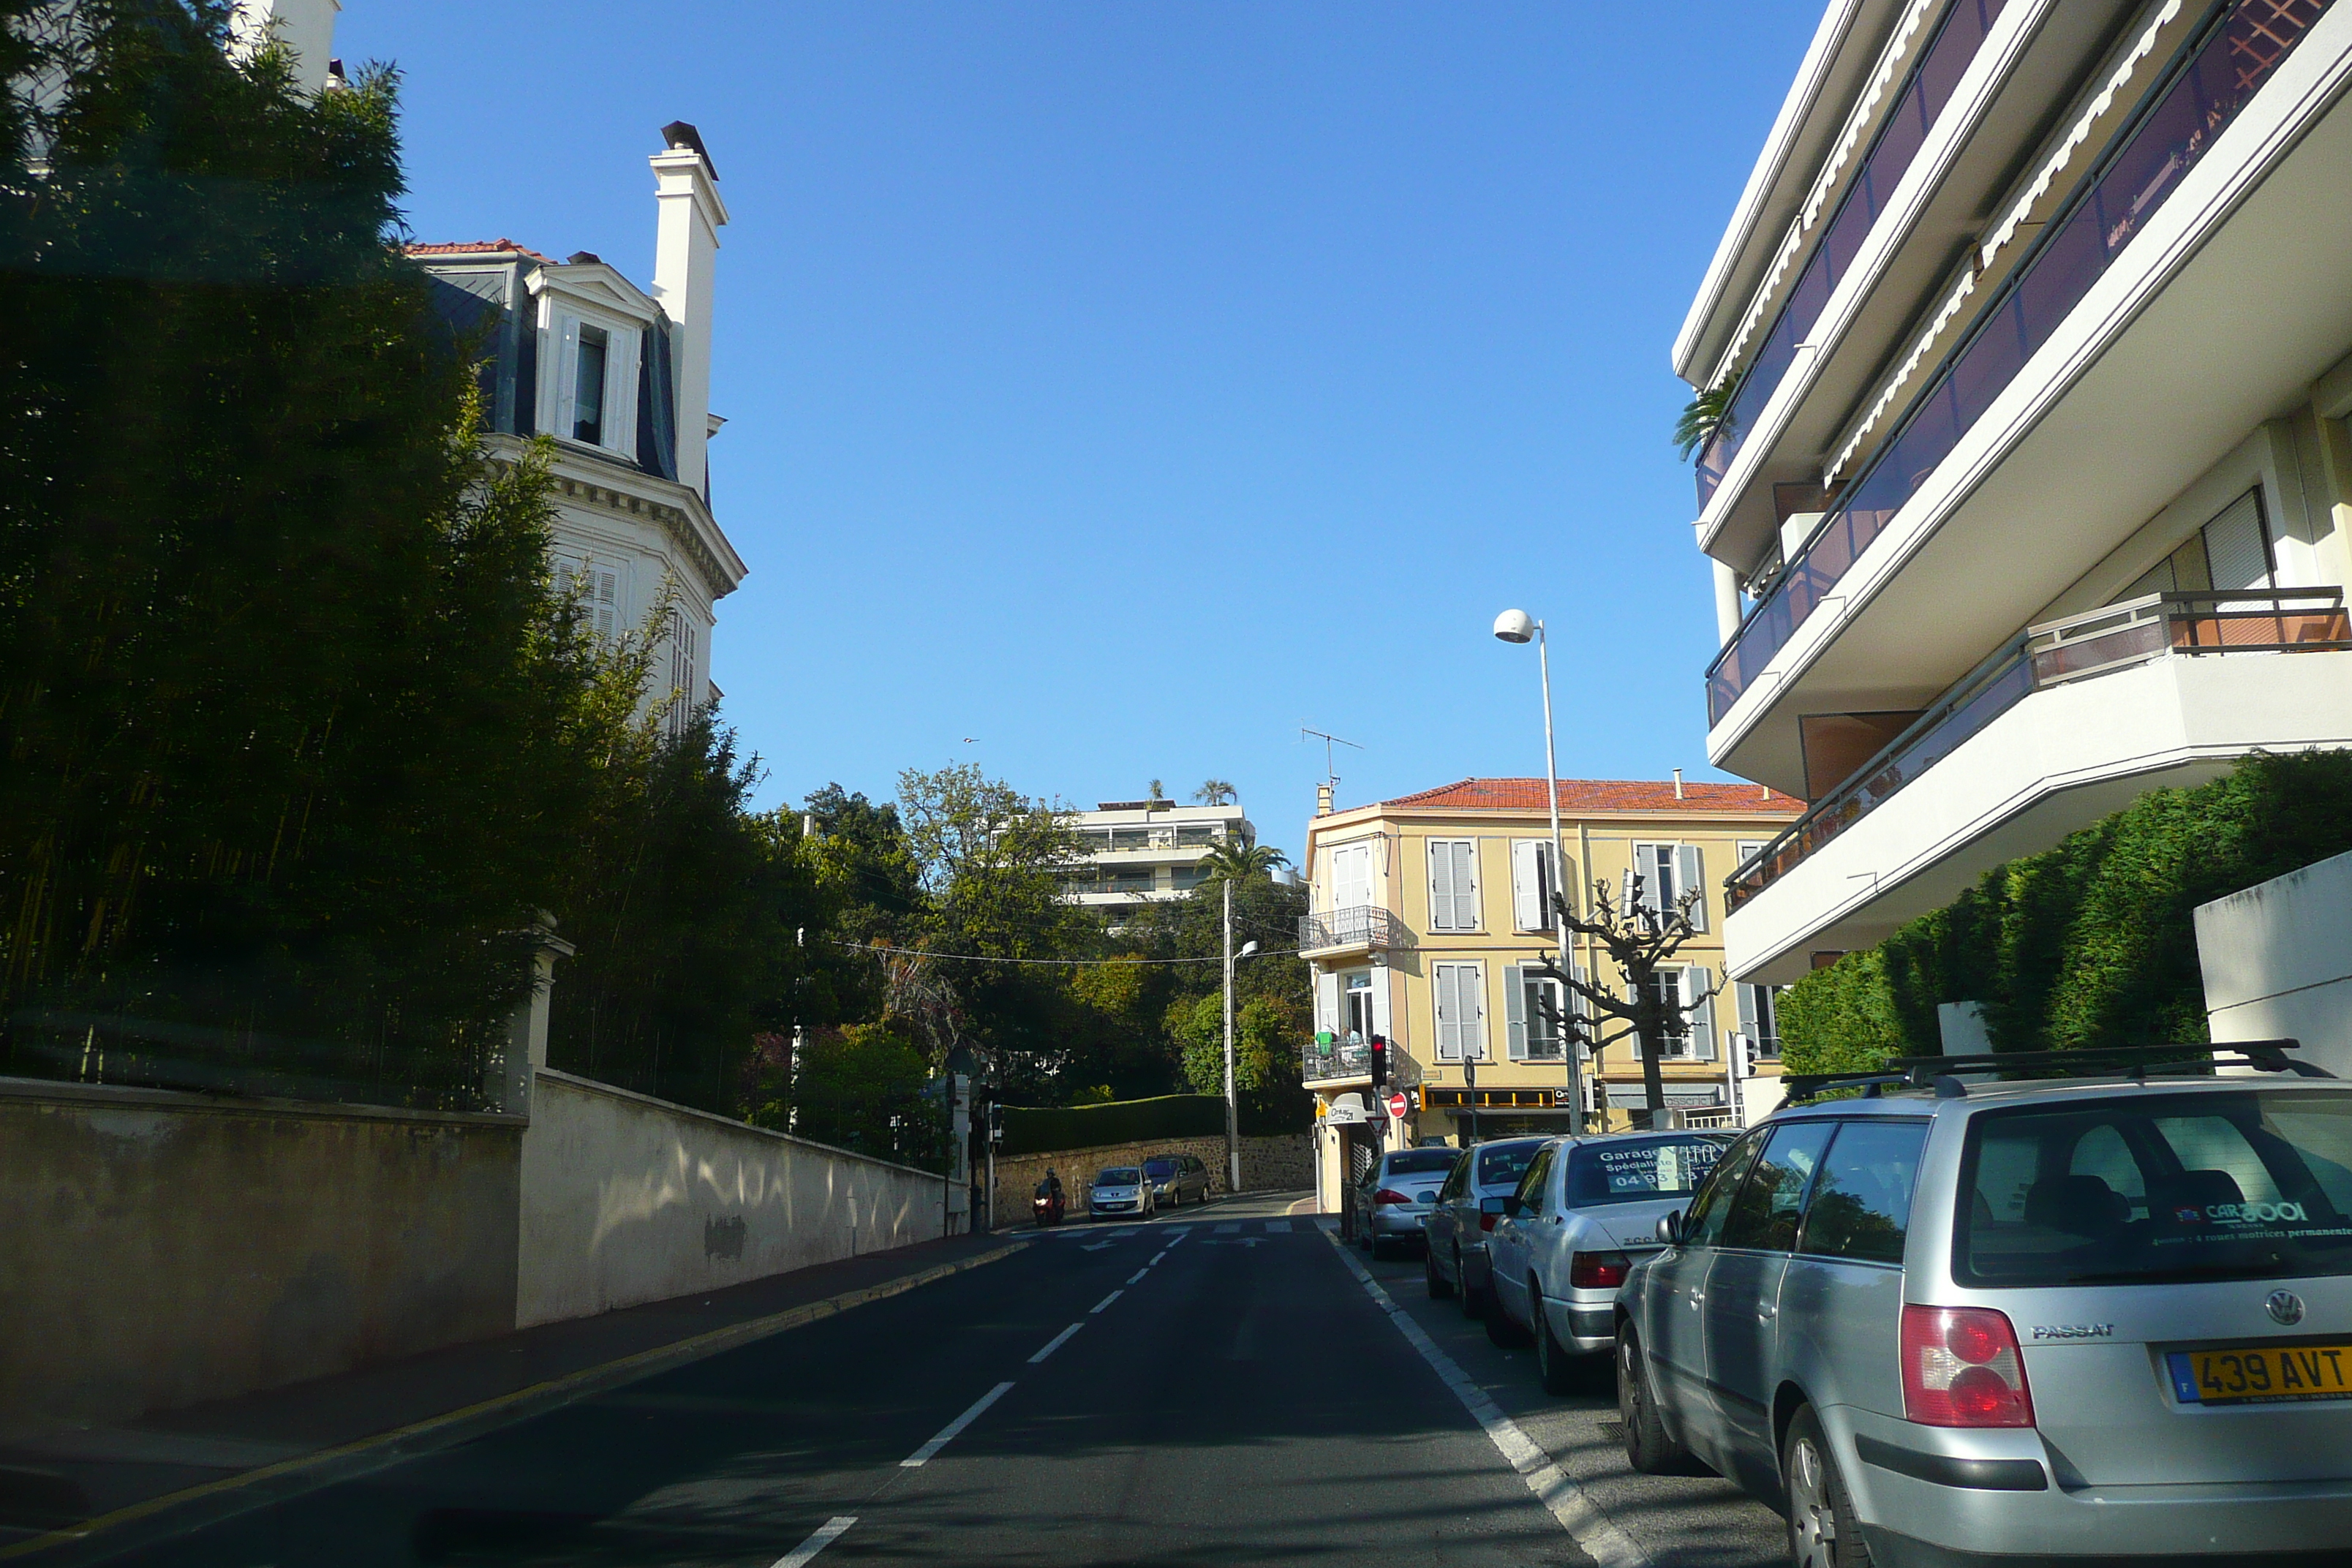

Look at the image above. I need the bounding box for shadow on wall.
[517,1068,948,1327]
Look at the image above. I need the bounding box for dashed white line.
[1323,1232,1652,1568]
[770,1515,856,1567]
[1028,1323,1084,1364]
[1126,1267,1150,1285]
[1164,1228,1191,1244]
[1090,1289,1123,1314]
[900,1381,1015,1468]
[1150,1250,1169,1264]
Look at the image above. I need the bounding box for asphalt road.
[93,1194,1785,1567]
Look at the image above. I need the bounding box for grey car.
[1353,1146,1459,1257]
[1616,1065,2352,1567]
[1087,1166,1156,1220]
[1486,1131,1733,1390]
[1142,1152,1210,1207]
[1423,1137,1548,1317]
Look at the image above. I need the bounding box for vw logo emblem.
[2266,1289,2306,1327]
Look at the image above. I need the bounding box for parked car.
[1424,1136,1549,1317]
[1143,1151,1211,1207]
[1088,1166,1156,1220]
[1485,1131,1733,1390]
[1353,1147,1460,1257]
[1616,1063,2352,1567]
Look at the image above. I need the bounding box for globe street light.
[1494,609,1583,1134]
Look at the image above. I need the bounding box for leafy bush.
[996,1093,1226,1157]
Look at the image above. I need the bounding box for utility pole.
[1222,875,1240,1196]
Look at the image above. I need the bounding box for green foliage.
[1673,380,1736,463]
[1780,753,2352,1073]
[747,1022,941,1165]
[996,1093,1226,1157]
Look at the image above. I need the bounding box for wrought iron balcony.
[1302,1034,1373,1083]
[1297,905,1409,957]
[1725,588,2351,913]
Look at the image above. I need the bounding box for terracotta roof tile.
[1376,777,1804,815]
[403,238,554,265]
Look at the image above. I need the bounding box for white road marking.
[1126,1268,1150,1285]
[1264,1219,1292,1233]
[770,1515,856,1567]
[1323,1232,1652,1568]
[1090,1289,1123,1314]
[1108,1227,1138,1237]
[900,1382,1015,1468]
[1079,1240,1116,1251]
[1214,1223,1240,1234]
[1150,1251,1168,1264]
[1028,1323,1084,1364]
[1164,1228,1192,1243]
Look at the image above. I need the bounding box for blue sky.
[343,2,1814,863]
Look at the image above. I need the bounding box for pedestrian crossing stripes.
[1264,1219,1291,1233]
[1213,1223,1240,1234]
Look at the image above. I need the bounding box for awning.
[1603,1083,1726,1109]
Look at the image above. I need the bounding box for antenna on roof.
[1300,727,1362,790]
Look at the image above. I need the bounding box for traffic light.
[1738,1033,1760,1079]
[1368,1034,1389,1088]
[987,1102,1004,1143]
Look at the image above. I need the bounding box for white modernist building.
[1060,800,1257,913]
[1679,0,2352,986]
[409,127,747,730]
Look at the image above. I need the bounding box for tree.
[1673,380,1736,464]
[1535,874,1717,1129]
[1194,780,1237,806]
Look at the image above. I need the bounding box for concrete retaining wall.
[991,1132,1311,1221]
[0,1078,522,1435]
[2196,848,2352,1077]
[517,1068,947,1327]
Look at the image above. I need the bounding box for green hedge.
[1781,751,2352,1073]
[998,1086,1311,1156]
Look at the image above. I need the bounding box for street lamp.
[1494,608,1583,1134]
[1222,892,1261,1194]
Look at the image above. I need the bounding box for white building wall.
[2195,848,2352,1081]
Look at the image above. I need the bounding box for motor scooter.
[1032,1180,1066,1227]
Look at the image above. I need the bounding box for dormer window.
[546,306,640,461]
[571,324,609,445]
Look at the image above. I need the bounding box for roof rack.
[1781,1039,2329,1106]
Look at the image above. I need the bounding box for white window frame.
[1736,981,1784,1060]
[1427,838,1481,932]
[664,608,701,739]
[1502,962,1575,1062]
[1341,970,1374,1044]
[1632,965,1716,1060]
[1509,840,1559,932]
[540,298,642,461]
[1432,960,1486,1061]
[1330,840,1373,913]
[1632,840,1707,932]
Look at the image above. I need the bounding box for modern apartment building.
[1059,799,1257,913]
[1680,0,2352,987]
[1296,778,1805,1210]
[410,128,746,737]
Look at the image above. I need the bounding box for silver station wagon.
[1615,1044,2352,1567]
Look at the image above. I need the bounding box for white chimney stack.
[650,122,728,500]
[230,0,342,93]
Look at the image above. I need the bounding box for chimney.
[1315,782,1335,817]
[650,122,730,499]
[228,0,343,94]
[1673,768,1685,801]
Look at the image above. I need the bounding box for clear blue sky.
[343,2,1814,864]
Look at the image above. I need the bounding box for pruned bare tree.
[1530,875,1719,1130]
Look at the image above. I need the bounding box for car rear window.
[1143,1158,1177,1176]
[1561,1135,1730,1207]
[1476,1142,1540,1186]
[1387,1150,1459,1175]
[1096,1168,1141,1186]
[1955,1090,2352,1287]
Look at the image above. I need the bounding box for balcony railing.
[1303,1034,1373,1082]
[1297,905,1410,955]
[1695,0,2011,505]
[1725,588,2351,912]
[1705,0,2335,727]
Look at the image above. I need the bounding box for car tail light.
[1568,1251,1630,1289]
[1902,1305,2035,1428]
[1374,1188,1411,1205]
[1479,1210,1499,1232]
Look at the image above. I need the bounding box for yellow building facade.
[1297,777,1804,1213]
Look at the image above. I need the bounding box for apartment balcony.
[1721,589,2352,982]
[1302,1036,1372,1087]
[1297,905,1411,961]
[1703,3,2352,791]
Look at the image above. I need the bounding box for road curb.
[1,1241,1029,1565]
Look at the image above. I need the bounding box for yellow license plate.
[2168,1345,2352,1406]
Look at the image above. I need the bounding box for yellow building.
[1297,776,1805,1211]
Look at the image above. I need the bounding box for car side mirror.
[1481,1194,1520,1218]
[1656,1210,1685,1245]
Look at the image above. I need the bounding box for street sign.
[1385,1092,1409,1120]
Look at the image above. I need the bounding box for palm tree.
[1673,380,1737,464]
[1193,779,1237,806]
[1147,778,1167,803]
[1196,838,1286,885]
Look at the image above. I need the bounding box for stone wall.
[0,1078,523,1435]
[990,1132,1311,1222]
[518,1068,946,1327]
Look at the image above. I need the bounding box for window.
[1684,1130,1767,1248]
[1735,982,1784,1060]
[573,324,608,444]
[1637,967,1716,1060]
[1718,1120,1835,1251]
[550,310,640,458]
[666,609,698,739]
[1796,1120,1928,1264]
[1169,864,1210,892]
[1476,1141,1541,1188]
[1432,962,1485,1060]
[2122,488,2276,599]
[555,559,622,641]
[1342,970,1374,1044]
[1561,1134,1730,1207]
[1510,840,1559,931]
[1515,1144,1556,1217]
[1632,841,1706,931]
[1503,963,1574,1061]
[1330,840,1373,911]
[1428,839,1480,930]
[1107,867,1154,894]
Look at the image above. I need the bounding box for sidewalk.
[0,1230,1026,1562]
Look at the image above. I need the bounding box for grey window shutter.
[1462,963,1485,1060]
[1428,841,1450,930]
[1678,844,1707,931]
[1691,966,1717,1060]
[1736,981,1759,1044]
[1452,842,1480,930]
[1503,965,1526,1058]
[1433,964,1458,1058]
[2201,489,2272,591]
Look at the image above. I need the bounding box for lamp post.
[1494,608,1583,1134]
[1222,870,1259,1196]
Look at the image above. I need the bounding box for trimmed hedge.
[998,1086,1311,1156]
[1781,751,2352,1073]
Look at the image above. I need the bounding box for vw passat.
[1614,1061,2352,1567]
[1088,1166,1156,1220]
